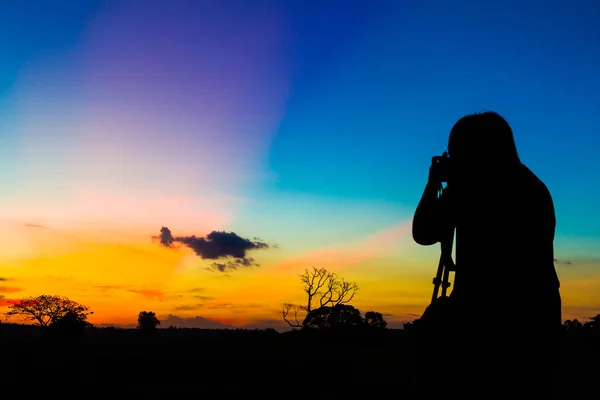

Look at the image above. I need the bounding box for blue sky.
[266,1,600,237]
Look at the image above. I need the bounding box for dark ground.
[0,324,598,397]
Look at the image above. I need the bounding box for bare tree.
[282,266,359,328]
[281,302,302,327]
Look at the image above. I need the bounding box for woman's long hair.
[448,111,521,168]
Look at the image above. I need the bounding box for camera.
[432,151,451,183]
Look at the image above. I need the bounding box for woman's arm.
[412,180,444,246]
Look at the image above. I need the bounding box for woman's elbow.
[412,224,439,246]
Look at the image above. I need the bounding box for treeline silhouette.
[0,294,598,397]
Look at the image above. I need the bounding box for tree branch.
[282,266,359,328]
[281,303,302,328]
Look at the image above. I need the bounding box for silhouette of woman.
[412,111,561,397]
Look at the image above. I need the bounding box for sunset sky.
[1,0,599,330]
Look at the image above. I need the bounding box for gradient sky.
[1,0,599,330]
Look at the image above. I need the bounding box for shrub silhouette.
[364,311,387,329]
[302,304,364,331]
[48,310,91,340]
[137,311,160,333]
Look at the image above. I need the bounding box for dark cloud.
[192,295,214,300]
[24,223,44,228]
[209,257,259,272]
[161,314,234,329]
[96,315,233,330]
[175,231,269,259]
[95,316,290,332]
[174,304,205,311]
[159,226,175,247]
[0,277,10,281]
[154,227,271,273]
[160,315,292,330]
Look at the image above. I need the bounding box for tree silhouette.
[137,311,160,331]
[364,311,387,329]
[281,266,359,328]
[562,315,600,339]
[587,314,600,330]
[5,295,92,327]
[49,310,92,339]
[303,304,364,330]
[563,318,583,335]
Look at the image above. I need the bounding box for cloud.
[24,223,44,228]
[0,295,17,307]
[209,257,259,273]
[192,296,214,300]
[155,227,271,273]
[0,287,22,294]
[554,258,573,265]
[127,289,165,300]
[158,226,174,247]
[175,231,270,259]
[205,303,261,310]
[159,315,286,330]
[170,302,261,320]
[174,304,205,312]
[160,314,234,329]
[98,315,292,332]
[91,285,166,300]
[0,277,11,281]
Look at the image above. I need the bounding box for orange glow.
[0,218,597,328]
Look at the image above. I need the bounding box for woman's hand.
[429,152,450,185]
